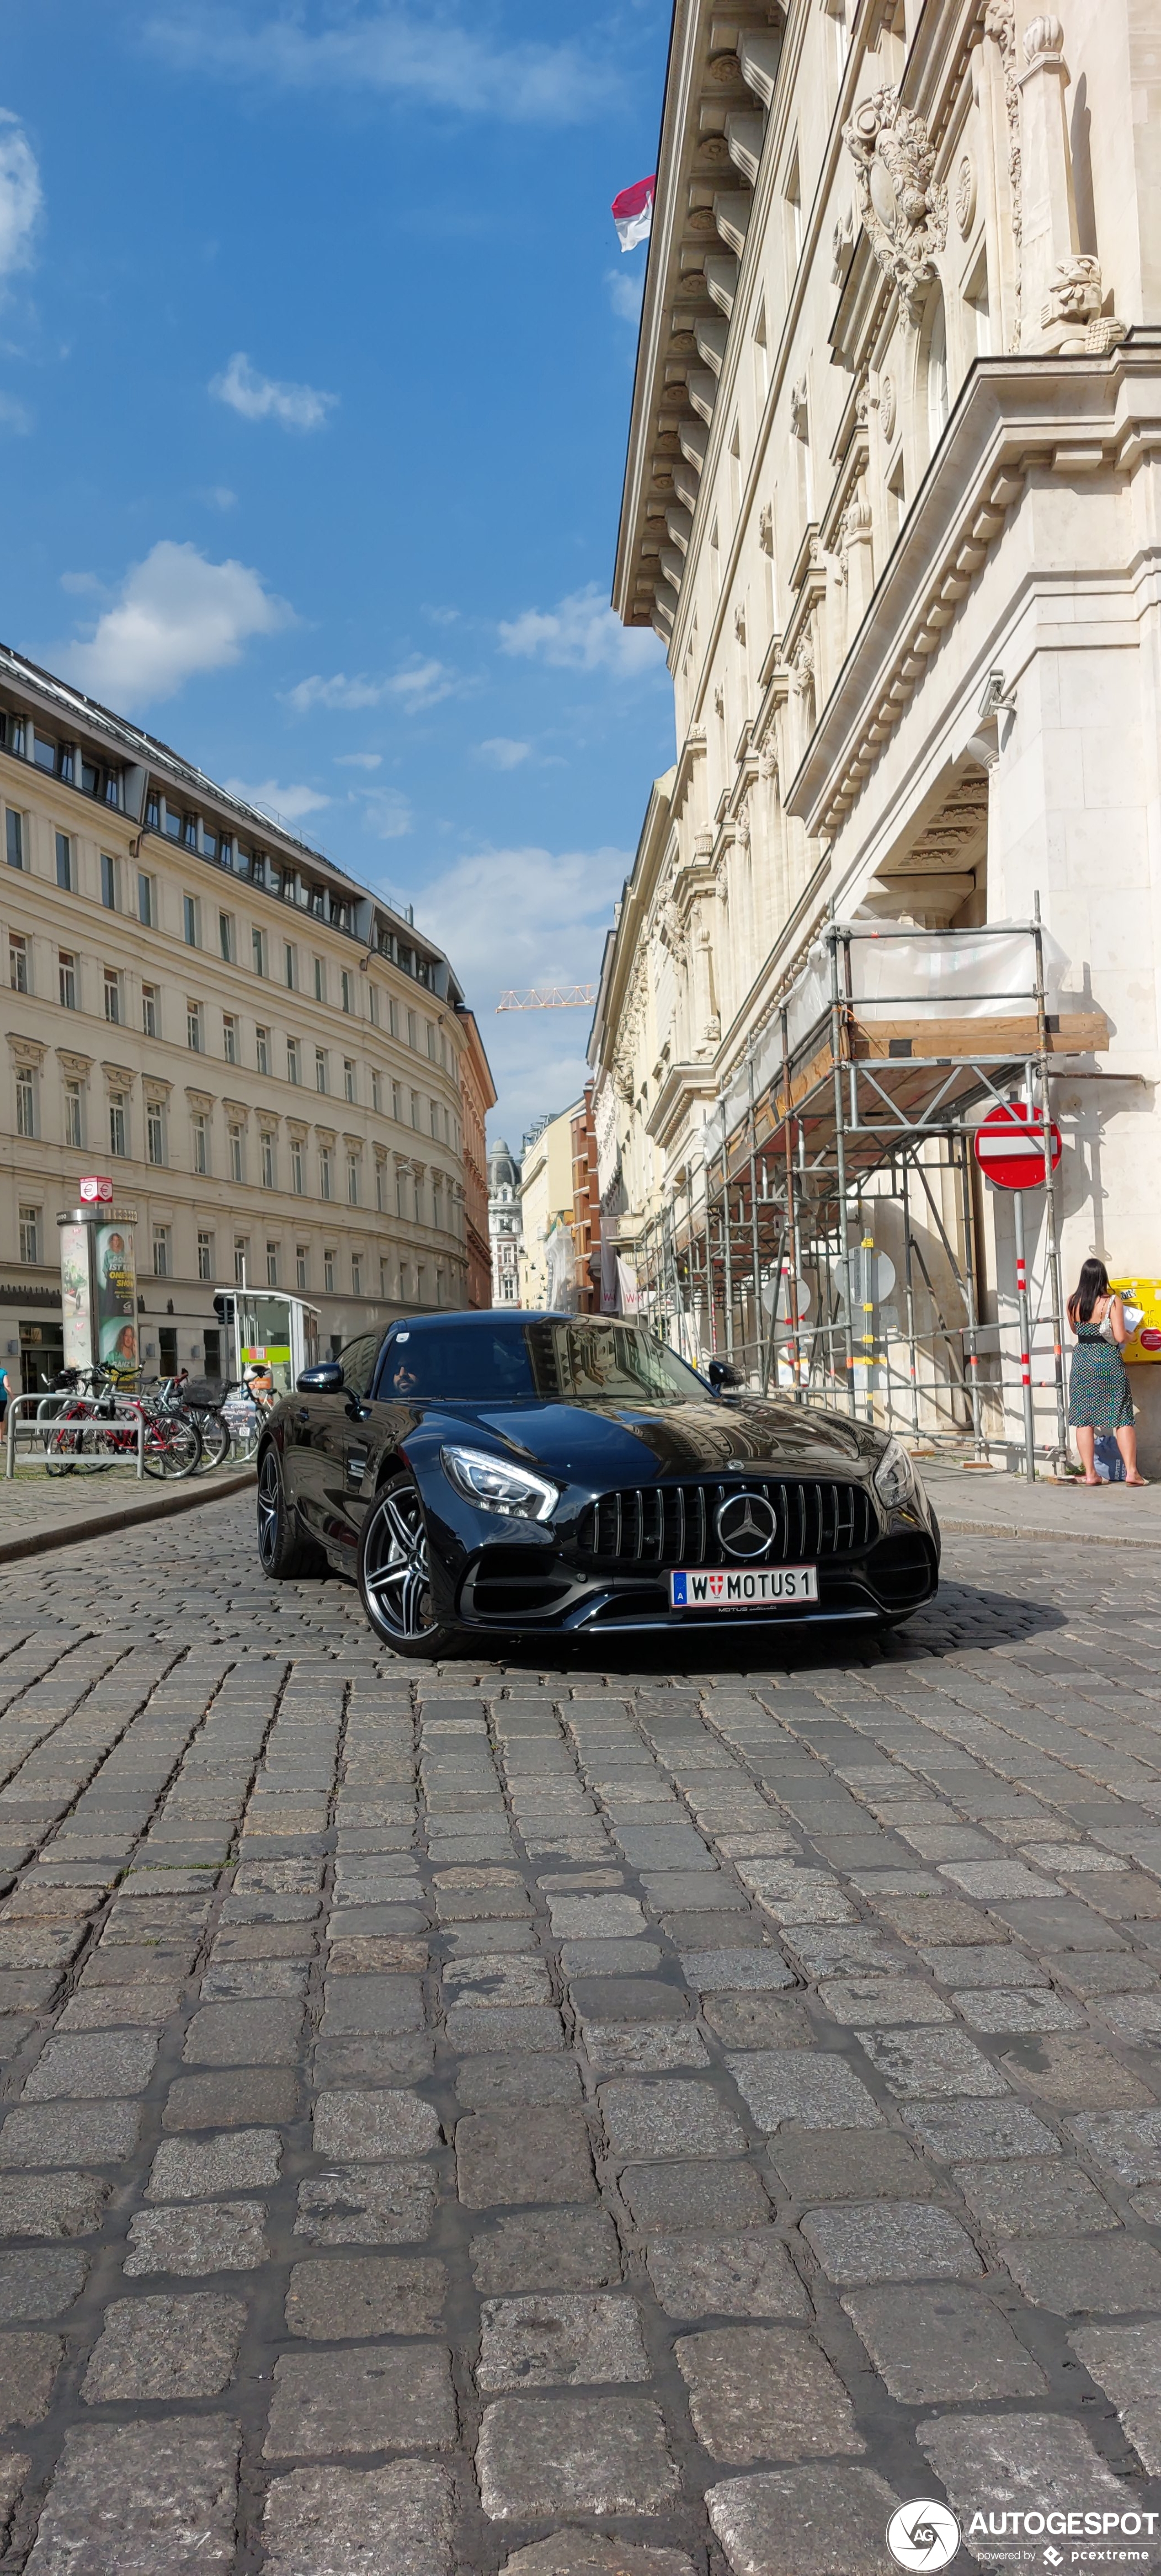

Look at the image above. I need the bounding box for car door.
[313,1333,383,1557]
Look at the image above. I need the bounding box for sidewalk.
[922,1454,1161,1547]
[0,1461,256,1564]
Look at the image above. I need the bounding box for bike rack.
[5,1394,145,1480]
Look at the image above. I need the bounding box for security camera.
[978,669,1017,720]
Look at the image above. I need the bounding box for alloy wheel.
[257,1448,282,1567]
[361,1482,437,1641]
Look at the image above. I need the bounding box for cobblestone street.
[0,1494,1155,2571]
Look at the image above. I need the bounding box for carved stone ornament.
[758,743,778,783]
[736,798,751,853]
[8,1036,45,1070]
[791,635,815,694]
[713,686,725,720]
[955,153,976,238]
[1041,253,1129,354]
[985,0,1022,349]
[759,500,774,554]
[831,203,855,283]
[880,373,897,442]
[734,604,747,645]
[789,375,809,439]
[842,86,948,321]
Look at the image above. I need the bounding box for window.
[252,927,266,976]
[926,289,949,452]
[8,933,27,994]
[152,1226,170,1279]
[101,852,117,911]
[145,792,160,829]
[284,941,297,990]
[375,1157,386,1213]
[109,1092,127,1157]
[347,1152,360,1206]
[56,834,73,892]
[351,1252,362,1296]
[392,1080,403,1123]
[341,969,354,1015]
[785,149,803,268]
[229,1123,244,1183]
[203,828,217,861]
[410,1090,420,1129]
[320,1145,334,1201]
[142,984,159,1039]
[15,1067,35,1139]
[64,1080,82,1150]
[234,1236,248,1285]
[315,1048,327,1094]
[256,1026,270,1076]
[368,983,380,1028]
[137,870,153,926]
[183,894,198,947]
[147,1102,165,1166]
[266,1241,279,1288]
[407,1008,418,1049]
[324,1248,336,1293]
[432,1176,443,1231]
[197,1232,213,1282]
[219,912,234,963]
[223,1013,238,1065]
[191,1113,208,1176]
[344,1059,356,1105]
[426,1021,437,1061]
[313,957,325,1003]
[104,969,121,1026]
[389,997,399,1038]
[18,1203,39,1265]
[295,1244,308,1291]
[261,1131,276,1190]
[183,814,197,850]
[5,810,24,869]
[287,1038,301,1086]
[32,729,56,773]
[291,1137,304,1194]
[372,1070,383,1114]
[187,1001,203,1053]
[380,1256,390,1300]
[59,951,77,1011]
[430,1099,440,1139]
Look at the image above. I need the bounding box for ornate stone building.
[487,1139,522,1306]
[0,645,472,1384]
[592,0,1161,1462]
[455,1008,497,1309]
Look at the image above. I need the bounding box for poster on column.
[95,1221,138,1372]
[59,1225,93,1373]
[1111,1277,1161,1362]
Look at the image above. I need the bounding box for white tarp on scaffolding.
[697,922,1069,1163]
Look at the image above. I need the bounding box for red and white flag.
[611,174,655,253]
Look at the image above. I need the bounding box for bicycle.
[46,1368,202,1480]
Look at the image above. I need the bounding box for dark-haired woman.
[1067,1257,1145,1485]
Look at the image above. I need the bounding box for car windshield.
[376,1318,712,1407]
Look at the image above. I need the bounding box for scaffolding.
[627,909,1111,1473]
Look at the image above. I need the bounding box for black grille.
[576,1479,876,1570]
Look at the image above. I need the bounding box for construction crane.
[495,986,597,1012]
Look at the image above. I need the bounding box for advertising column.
[57,1196,139,1374]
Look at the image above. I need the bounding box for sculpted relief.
[842,86,948,323]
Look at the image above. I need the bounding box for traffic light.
[212,1294,235,1325]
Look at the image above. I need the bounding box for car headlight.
[873,1436,916,1510]
[440,1443,559,1523]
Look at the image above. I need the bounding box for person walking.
[1067,1257,1146,1484]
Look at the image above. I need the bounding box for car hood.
[417,1394,870,1486]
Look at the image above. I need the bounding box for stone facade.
[455,1010,497,1310]
[593,0,1161,1465]
[0,646,470,1384]
[487,1140,522,1307]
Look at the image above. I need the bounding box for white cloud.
[0,112,41,284]
[144,5,613,125]
[606,264,644,323]
[286,657,456,715]
[413,840,628,1142]
[210,351,337,432]
[59,538,290,705]
[200,484,239,511]
[224,776,330,824]
[0,391,32,434]
[478,736,531,770]
[359,787,413,841]
[499,581,663,677]
[334,751,382,771]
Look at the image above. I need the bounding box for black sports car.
[255,1309,939,1658]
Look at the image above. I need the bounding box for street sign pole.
[1011,1185,1037,1485]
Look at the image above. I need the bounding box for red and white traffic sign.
[78,1176,114,1204]
[973,1102,1061,1192]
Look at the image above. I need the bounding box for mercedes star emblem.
[715,1489,778,1560]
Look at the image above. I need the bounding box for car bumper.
[453,1532,939,1634]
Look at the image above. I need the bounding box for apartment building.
[455,1006,498,1309]
[0,645,471,1386]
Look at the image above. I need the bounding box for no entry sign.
[973,1101,1061,1191]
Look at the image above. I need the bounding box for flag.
[612,174,655,254]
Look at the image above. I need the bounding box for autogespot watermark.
[886,2503,1160,2571]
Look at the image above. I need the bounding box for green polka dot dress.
[1068,1324,1134,1431]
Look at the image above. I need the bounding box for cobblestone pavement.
[0,1465,253,1555]
[0,1495,1155,2572]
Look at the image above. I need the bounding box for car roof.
[386,1310,579,1329]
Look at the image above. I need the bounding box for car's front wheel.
[256,1444,325,1580]
[358,1472,457,1659]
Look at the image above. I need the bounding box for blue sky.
[0,1,676,1148]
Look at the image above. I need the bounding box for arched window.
[926,291,949,454]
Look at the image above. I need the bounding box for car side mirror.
[707,1359,743,1392]
[297,1363,344,1394]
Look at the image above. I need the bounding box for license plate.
[670,1564,819,1610]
